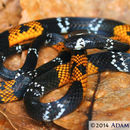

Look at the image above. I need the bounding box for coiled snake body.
[0,17,129,122]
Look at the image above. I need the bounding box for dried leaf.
[0,0,129,129]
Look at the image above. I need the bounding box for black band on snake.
[0,17,129,122]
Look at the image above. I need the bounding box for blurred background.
[0,0,129,130]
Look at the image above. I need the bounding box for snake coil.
[0,17,129,122]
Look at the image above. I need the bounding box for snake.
[0,17,129,122]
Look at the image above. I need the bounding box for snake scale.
[0,17,129,122]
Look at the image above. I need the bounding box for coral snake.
[0,17,129,122]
